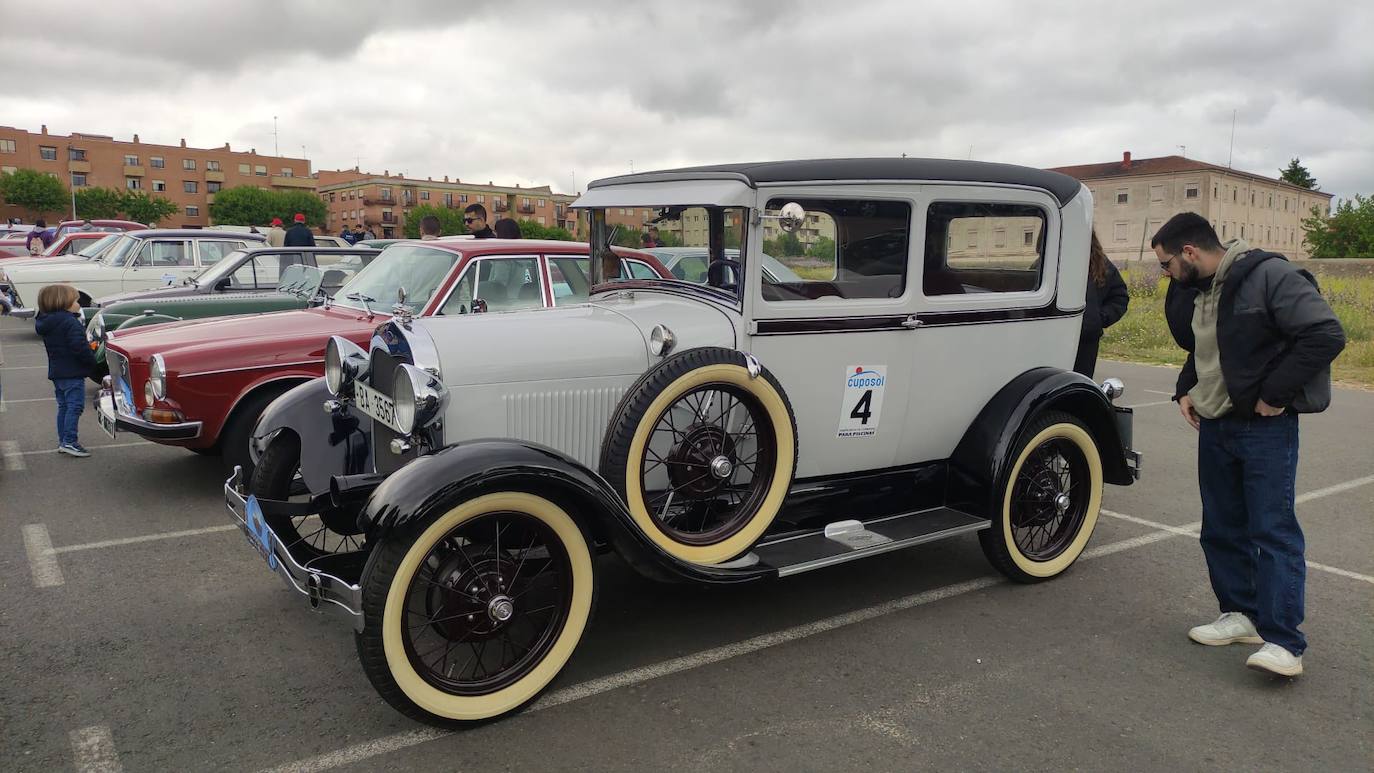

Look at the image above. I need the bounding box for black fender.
[354,438,773,586]
[251,377,372,495]
[948,367,1133,518]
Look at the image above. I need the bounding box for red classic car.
[97,239,671,474]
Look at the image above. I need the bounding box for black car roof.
[127,229,269,240]
[588,158,1082,205]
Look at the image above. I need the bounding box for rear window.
[923,202,1045,295]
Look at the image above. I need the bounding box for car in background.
[40,231,116,259]
[54,219,147,238]
[312,235,351,248]
[96,240,671,474]
[0,229,267,317]
[86,246,381,376]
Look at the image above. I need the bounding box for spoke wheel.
[357,492,595,727]
[250,433,365,561]
[601,347,797,565]
[979,410,1103,583]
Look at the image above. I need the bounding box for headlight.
[90,313,105,342]
[649,324,676,356]
[393,363,447,435]
[324,335,369,396]
[148,353,166,401]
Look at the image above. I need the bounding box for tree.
[275,190,328,229]
[805,235,836,259]
[767,231,804,257]
[0,168,68,217]
[1301,194,1374,258]
[1279,158,1318,190]
[209,185,279,226]
[400,204,468,238]
[516,219,576,241]
[120,191,180,225]
[73,187,125,220]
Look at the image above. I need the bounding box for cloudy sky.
[2,0,1369,201]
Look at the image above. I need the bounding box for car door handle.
[901,315,923,329]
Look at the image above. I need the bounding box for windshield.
[75,233,121,260]
[191,250,249,284]
[99,235,142,266]
[333,244,460,313]
[588,205,747,293]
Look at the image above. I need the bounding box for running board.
[752,507,989,577]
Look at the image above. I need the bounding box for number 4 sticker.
[837,364,886,438]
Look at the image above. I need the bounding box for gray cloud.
[1,0,1368,201]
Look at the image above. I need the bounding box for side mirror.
[778,202,806,233]
[215,277,231,291]
[471,298,488,314]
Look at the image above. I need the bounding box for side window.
[254,252,305,288]
[198,241,240,266]
[230,258,259,289]
[923,202,1045,296]
[627,260,658,280]
[548,257,592,303]
[439,264,475,315]
[135,241,189,267]
[475,258,543,312]
[761,199,908,302]
[313,252,371,293]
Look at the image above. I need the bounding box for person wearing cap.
[266,217,287,247]
[283,213,316,247]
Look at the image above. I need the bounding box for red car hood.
[106,306,390,367]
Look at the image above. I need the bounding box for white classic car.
[1,229,265,317]
[226,158,1141,727]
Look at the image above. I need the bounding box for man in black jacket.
[283,213,316,247]
[1153,212,1344,677]
[463,204,496,238]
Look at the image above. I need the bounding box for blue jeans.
[1197,412,1305,655]
[52,377,85,447]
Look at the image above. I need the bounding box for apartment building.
[0,124,313,227]
[317,169,579,238]
[1049,152,1333,262]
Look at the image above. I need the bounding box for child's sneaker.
[58,444,91,458]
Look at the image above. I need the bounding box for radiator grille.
[503,387,626,468]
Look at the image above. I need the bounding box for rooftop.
[1048,153,1332,197]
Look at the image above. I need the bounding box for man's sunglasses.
[1159,253,1179,271]
[463,217,478,224]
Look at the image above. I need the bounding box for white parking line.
[1145,389,1176,396]
[22,524,64,587]
[1121,400,1175,409]
[1307,561,1374,585]
[0,396,55,402]
[1295,475,1374,504]
[17,442,148,457]
[70,725,122,772]
[267,472,1374,772]
[0,364,47,370]
[2,440,25,470]
[53,525,238,553]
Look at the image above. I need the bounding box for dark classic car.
[85,246,381,377]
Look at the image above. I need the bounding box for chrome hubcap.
[1054,492,1071,513]
[710,455,734,480]
[487,595,514,623]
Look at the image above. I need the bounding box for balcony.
[122,165,145,177]
[517,204,535,214]
[205,170,225,183]
[492,200,509,212]
[381,214,397,224]
[363,197,394,206]
[68,160,91,173]
[270,175,315,189]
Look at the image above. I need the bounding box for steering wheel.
[707,258,742,294]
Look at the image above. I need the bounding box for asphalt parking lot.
[1,312,1371,772]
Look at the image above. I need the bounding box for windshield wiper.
[345,291,376,317]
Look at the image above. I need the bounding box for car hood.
[1,259,116,284]
[1,255,92,271]
[95,283,205,306]
[106,306,383,364]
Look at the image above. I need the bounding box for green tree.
[275,190,328,229]
[73,187,125,219]
[1301,194,1374,258]
[0,168,68,217]
[806,235,836,259]
[516,219,576,241]
[401,204,468,238]
[120,191,180,225]
[771,231,804,257]
[1279,158,1318,190]
[208,185,279,226]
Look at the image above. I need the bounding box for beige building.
[1049,152,1333,262]
[317,169,578,238]
[0,124,312,227]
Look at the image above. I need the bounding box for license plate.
[243,495,279,570]
[96,392,118,440]
[355,381,402,433]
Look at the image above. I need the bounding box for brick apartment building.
[317,169,581,238]
[0,124,313,227]
[1049,152,1333,262]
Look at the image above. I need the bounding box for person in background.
[78,219,95,231]
[364,225,377,240]
[26,219,55,254]
[266,217,287,247]
[641,226,663,248]
[339,223,356,245]
[34,284,97,457]
[1154,212,1345,678]
[419,215,442,240]
[1074,231,1129,378]
[494,218,521,238]
[352,224,366,244]
[284,213,316,247]
[464,204,495,238]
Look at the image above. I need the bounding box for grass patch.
[1102,263,1374,387]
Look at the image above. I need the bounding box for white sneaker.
[1188,612,1263,646]
[1247,643,1303,676]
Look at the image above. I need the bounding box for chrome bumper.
[1126,449,1143,480]
[95,389,202,441]
[9,305,35,319]
[224,467,364,631]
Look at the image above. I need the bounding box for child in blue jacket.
[34,284,97,457]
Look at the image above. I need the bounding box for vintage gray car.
[226,158,1141,727]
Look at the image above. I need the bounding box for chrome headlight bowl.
[393,363,447,435]
[90,313,105,343]
[649,324,676,357]
[325,335,370,396]
[148,353,167,401]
